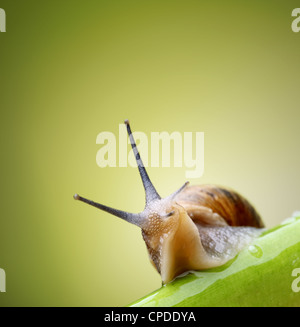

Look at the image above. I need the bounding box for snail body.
[74,120,264,283]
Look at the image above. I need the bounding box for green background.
[0,0,299,306]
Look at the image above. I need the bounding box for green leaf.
[129,214,300,307]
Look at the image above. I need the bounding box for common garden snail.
[74,120,264,284]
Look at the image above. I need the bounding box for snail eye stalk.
[124,119,161,204]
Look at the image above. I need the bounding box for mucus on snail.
[74,120,264,284]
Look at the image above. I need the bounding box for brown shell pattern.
[174,184,264,228]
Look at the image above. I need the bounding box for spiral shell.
[175,184,264,228]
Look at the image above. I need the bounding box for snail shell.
[175,184,263,228]
[74,120,264,284]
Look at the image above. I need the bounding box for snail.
[74,120,264,284]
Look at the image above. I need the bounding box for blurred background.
[0,0,299,306]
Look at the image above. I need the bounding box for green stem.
[129,214,300,307]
